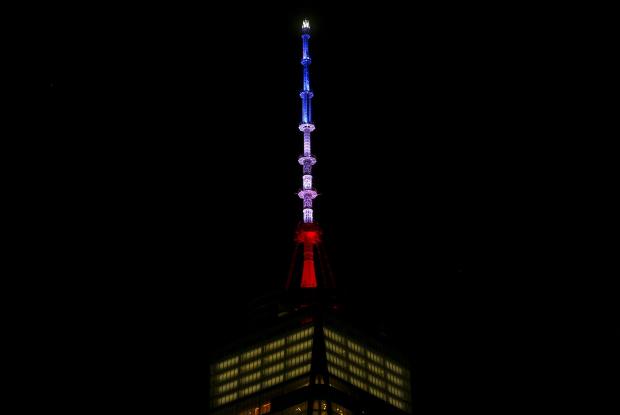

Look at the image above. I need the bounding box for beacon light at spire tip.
[302,19,310,29]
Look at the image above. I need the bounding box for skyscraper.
[209,20,412,415]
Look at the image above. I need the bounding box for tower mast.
[297,20,319,289]
[298,19,317,225]
[286,19,335,290]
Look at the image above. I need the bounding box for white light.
[303,175,312,190]
[302,20,310,29]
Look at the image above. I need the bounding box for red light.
[301,256,317,288]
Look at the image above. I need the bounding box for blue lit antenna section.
[298,19,317,223]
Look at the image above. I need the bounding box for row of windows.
[215,357,310,396]
[213,391,237,407]
[388,383,406,399]
[325,340,346,356]
[287,351,311,368]
[212,326,314,375]
[215,356,239,372]
[324,327,345,344]
[287,339,312,356]
[388,396,408,411]
[240,371,261,385]
[366,350,384,365]
[327,365,348,382]
[369,385,386,400]
[240,351,311,386]
[235,340,313,376]
[324,330,407,379]
[214,368,239,383]
[327,363,410,408]
[215,379,238,395]
[328,352,391,391]
[326,352,346,368]
[326,352,408,394]
[239,383,261,398]
[212,361,312,406]
[263,362,285,377]
[367,361,384,377]
[326,340,406,388]
[264,350,285,365]
[287,326,314,343]
[285,363,311,380]
[214,349,313,395]
[218,342,313,383]
[264,338,285,352]
[241,346,262,361]
[368,374,386,389]
[349,363,365,379]
[347,339,364,355]
[386,372,405,387]
[262,374,284,389]
[347,351,365,367]
[349,375,367,392]
[386,360,404,375]
[241,359,262,373]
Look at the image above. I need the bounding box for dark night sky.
[28,2,576,413]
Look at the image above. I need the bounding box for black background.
[28,1,578,413]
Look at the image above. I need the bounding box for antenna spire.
[285,20,335,290]
[298,19,317,224]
